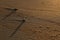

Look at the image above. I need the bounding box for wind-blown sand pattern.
[0,0,60,40]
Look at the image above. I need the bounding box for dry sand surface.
[0,0,60,40]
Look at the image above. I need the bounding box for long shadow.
[9,19,25,37]
[2,8,18,20]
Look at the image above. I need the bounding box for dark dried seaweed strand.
[2,8,18,20]
[9,20,25,37]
